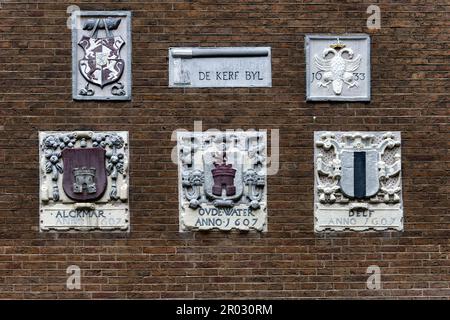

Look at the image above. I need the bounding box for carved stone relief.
[314,131,403,231]
[39,131,129,231]
[306,34,371,101]
[72,11,132,100]
[177,131,267,231]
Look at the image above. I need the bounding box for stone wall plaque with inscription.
[39,131,129,231]
[169,47,272,88]
[72,11,132,100]
[314,131,403,232]
[177,131,268,231]
[306,34,370,101]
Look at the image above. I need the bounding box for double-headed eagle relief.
[306,34,370,101]
[314,131,403,232]
[177,131,268,232]
[72,11,131,100]
[39,131,129,231]
[313,39,361,95]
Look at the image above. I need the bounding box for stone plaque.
[72,11,132,100]
[306,34,370,101]
[314,131,403,231]
[177,131,268,231]
[39,131,129,231]
[169,47,272,87]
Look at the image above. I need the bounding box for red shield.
[78,35,125,88]
[62,148,107,201]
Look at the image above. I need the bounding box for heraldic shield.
[202,151,244,202]
[78,35,125,88]
[340,150,379,199]
[62,148,107,201]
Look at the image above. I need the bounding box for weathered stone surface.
[39,131,129,231]
[314,131,403,232]
[169,47,272,88]
[306,34,370,101]
[72,11,132,100]
[177,131,267,231]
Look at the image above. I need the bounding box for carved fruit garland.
[42,132,126,201]
[93,133,125,200]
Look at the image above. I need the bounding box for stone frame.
[39,131,130,231]
[177,131,268,232]
[305,34,371,102]
[314,131,403,232]
[72,11,132,101]
[168,47,272,88]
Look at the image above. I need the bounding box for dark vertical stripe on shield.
[353,152,366,198]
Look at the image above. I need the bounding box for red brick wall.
[0,0,448,299]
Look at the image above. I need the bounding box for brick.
[0,0,448,300]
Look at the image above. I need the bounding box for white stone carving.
[177,131,267,231]
[39,131,129,231]
[306,34,371,101]
[169,47,272,88]
[72,11,132,100]
[314,131,403,232]
[313,41,362,95]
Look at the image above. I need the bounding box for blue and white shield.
[340,150,379,199]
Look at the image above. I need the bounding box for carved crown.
[330,38,346,50]
[341,133,375,149]
[73,167,96,177]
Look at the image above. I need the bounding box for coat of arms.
[313,39,361,95]
[78,20,125,88]
[39,131,129,231]
[306,34,370,101]
[177,131,267,231]
[62,148,107,201]
[314,131,403,231]
[72,11,131,100]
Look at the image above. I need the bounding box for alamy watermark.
[66,265,81,290]
[366,265,381,290]
[366,5,381,30]
[66,4,82,30]
[171,120,280,175]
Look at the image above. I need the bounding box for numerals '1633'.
[311,71,366,82]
